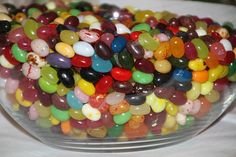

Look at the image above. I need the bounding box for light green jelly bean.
[113,111,132,125]
[60,30,79,45]
[73,73,81,84]
[132,70,154,84]
[149,29,161,36]
[27,8,40,16]
[11,44,27,62]
[33,101,51,118]
[36,117,52,128]
[131,23,151,32]
[55,8,67,15]
[38,77,58,94]
[191,38,209,59]
[228,72,236,82]
[196,21,207,31]
[138,33,159,51]
[51,105,70,121]
[23,19,39,40]
[41,66,59,84]
[186,81,201,100]
[129,103,151,116]
[69,9,80,16]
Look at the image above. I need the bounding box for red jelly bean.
[3,46,20,65]
[37,25,56,40]
[64,16,80,27]
[169,91,187,105]
[101,112,114,128]
[70,118,87,130]
[89,94,106,108]
[17,36,32,51]
[111,67,132,81]
[146,16,158,29]
[195,97,212,119]
[37,89,52,107]
[7,27,26,43]
[214,77,229,92]
[100,33,114,47]
[95,75,113,94]
[0,65,11,78]
[167,26,179,35]
[184,42,198,60]
[219,51,235,65]
[134,59,155,73]
[23,87,38,102]
[71,55,92,68]
[210,42,227,61]
[86,119,103,129]
[228,36,236,48]
[130,31,142,41]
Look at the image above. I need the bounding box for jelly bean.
[66,91,83,109]
[15,89,32,107]
[51,93,69,110]
[95,75,113,94]
[57,68,75,88]
[109,100,130,115]
[173,69,192,83]
[37,25,56,40]
[64,16,79,27]
[113,81,133,94]
[126,41,145,59]
[90,22,101,30]
[79,29,99,43]
[105,92,125,106]
[133,83,155,95]
[118,50,134,70]
[168,56,188,69]
[0,4,8,14]
[73,41,94,57]
[148,95,167,113]
[41,66,58,84]
[38,77,58,94]
[216,27,229,39]
[80,68,102,83]
[111,36,127,53]
[23,19,39,40]
[33,101,51,118]
[82,103,101,121]
[26,52,46,68]
[55,42,75,58]
[87,126,107,138]
[220,39,232,51]
[154,60,172,74]
[186,81,201,100]
[170,37,185,58]
[29,105,39,120]
[101,111,114,128]
[154,87,175,99]
[132,23,151,32]
[135,10,154,22]
[210,42,226,61]
[228,60,236,77]
[8,27,26,43]
[51,105,69,121]
[184,42,198,60]
[191,38,209,59]
[61,120,71,135]
[138,33,159,51]
[169,91,187,106]
[188,58,206,71]
[163,114,176,129]
[153,71,172,86]
[5,78,19,94]
[192,70,209,83]
[31,39,49,57]
[154,41,171,60]
[201,81,214,95]
[115,23,131,34]
[176,113,186,126]
[130,103,151,116]
[57,83,70,96]
[70,118,87,130]
[89,94,109,113]
[71,54,91,68]
[114,111,132,125]
[3,46,20,66]
[74,87,89,103]
[179,100,194,115]
[125,94,146,106]
[108,125,124,137]
[205,52,219,69]
[37,89,52,107]
[0,20,11,34]
[165,101,179,116]
[100,33,114,47]
[46,53,72,69]
[22,63,41,80]
[0,55,14,69]
[69,109,86,121]
[83,15,98,25]
[36,117,52,128]
[124,123,148,139]
[132,70,154,85]
[135,59,155,73]
[92,54,113,73]
[0,13,12,21]
[205,89,220,103]
[77,79,95,96]
[94,41,113,60]
[60,30,79,45]
[111,67,132,81]
[208,65,224,82]
[175,81,192,92]
[195,97,212,118]
[11,44,27,63]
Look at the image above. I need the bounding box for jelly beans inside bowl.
[0,0,236,152]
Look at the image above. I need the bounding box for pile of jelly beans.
[0,1,236,140]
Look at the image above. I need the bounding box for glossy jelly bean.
[205,52,219,69]
[125,94,146,106]
[195,97,212,118]
[154,41,171,60]
[77,79,95,96]
[11,44,27,63]
[220,39,232,51]
[92,54,112,73]
[8,27,25,43]
[153,71,172,86]
[15,89,32,107]
[201,81,213,95]
[66,91,83,109]
[165,101,178,116]
[17,36,32,52]
[105,92,125,106]
[111,67,132,81]
[138,33,159,51]
[154,87,175,99]
[80,68,102,83]
[113,111,132,125]
[170,37,185,58]
[26,52,46,68]
[23,19,39,40]
[71,55,91,68]
[191,38,209,59]
[37,25,56,40]
[51,105,69,121]
[5,78,19,94]
[108,125,124,137]
[126,41,145,59]
[186,81,201,100]
[46,53,71,69]
[148,96,167,113]
[118,50,134,70]
[64,15,79,27]
[192,70,209,83]
[205,89,220,103]
[184,42,198,60]
[69,109,86,121]
[74,87,89,103]
[95,75,113,94]
[210,42,227,61]
[132,70,154,84]
[154,60,172,74]
[31,39,49,57]
[175,81,192,92]
[135,59,155,73]
[169,91,187,106]
[60,30,79,46]
[51,93,69,110]
[38,77,58,94]
[133,83,155,95]
[73,41,94,57]
[109,100,130,115]
[57,68,75,88]
[228,60,236,77]
[132,23,151,32]
[124,123,148,139]
[0,55,14,69]
[3,47,19,66]
[130,103,151,116]
[100,33,114,47]
[79,29,100,43]
[55,42,75,58]
[163,114,176,129]
[0,13,12,21]
[168,56,188,69]
[57,83,70,96]
[113,81,133,94]
[111,36,127,53]
[188,58,206,71]
[33,101,50,118]
[208,65,224,82]
[29,105,39,120]
[82,103,101,121]
[94,41,113,60]
[22,63,41,80]
[41,66,58,84]
[173,69,192,83]
[115,23,131,34]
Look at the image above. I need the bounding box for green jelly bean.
[27,8,40,16]
[228,72,236,82]
[138,33,159,51]
[118,50,134,70]
[146,131,155,139]
[23,19,39,40]
[60,30,79,45]
[36,117,52,128]
[51,105,70,121]
[228,60,236,77]
[132,70,154,84]
[108,125,124,137]
[41,66,59,84]
[11,44,27,62]
[132,23,151,32]
[195,21,207,31]
[149,29,161,36]
[179,116,195,129]
[69,9,80,16]
[55,8,67,15]
[38,77,58,94]
[191,38,209,59]
[113,111,132,125]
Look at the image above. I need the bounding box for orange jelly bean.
[195,97,212,119]
[109,100,130,115]
[192,70,209,83]
[170,37,185,58]
[207,25,220,35]
[154,41,171,60]
[61,120,72,135]
[124,123,149,139]
[205,52,219,68]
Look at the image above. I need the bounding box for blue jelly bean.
[92,54,113,73]
[111,36,127,53]
[173,69,192,83]
[66,91,83,109]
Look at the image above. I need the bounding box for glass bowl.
[0,0,236,152]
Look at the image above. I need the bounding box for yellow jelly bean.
[55,42,75,58]
[72,128,87,140]
[161,127,170,135]
[186,82,201,100]
[78,79,95,96]
[33,101,51,118]
[60,12,70,19]
[179,26,188,32]
[146,93,157,105]
[54,17,64,24]
[12,103,20,111]
[205,90,220,103]
[149,97,166,113]
[219,66,229,79]
[188,58,206,71]
[208,65,224,82]
[50,115,60,125]
[83,15,98,25]
[200,81,213,95]
[135,10,154,22]
[163,114,176,129]
[165,101,179,116]
[57,83,71,96]
[15,89,32,107]
[154,12,163,20]
[69,109,86,121]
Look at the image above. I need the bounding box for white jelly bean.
[82,103,101,121]
[73,41,95,57]
[0,13,12,21]
[31,39,50,57]
[220,39,233,51]
[27,52,47,67]
[0,55,14,69]
[176,113,186,126]
[196,29,207,37]
[105,92,125,105]
[89,22,101,30]
[115,23,131,34]
[22,62,41,80]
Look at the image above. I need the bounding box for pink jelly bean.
[5,78,19,94]
[28,105,39,120]
[74,87,89,103]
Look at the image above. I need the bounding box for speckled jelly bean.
[31,39,50,57]
[82,103,101,121]
[22,63,41,80]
